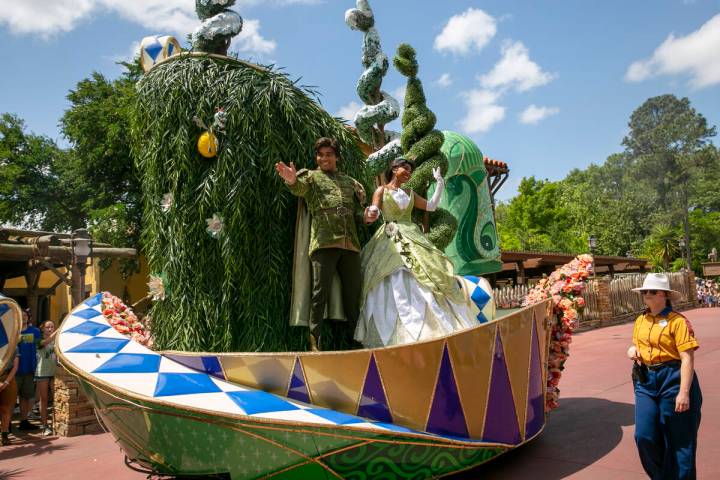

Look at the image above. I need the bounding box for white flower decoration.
[384,221,398,237]
[147,274,166,301]
[206,213,224,238]
[160,193,173,212]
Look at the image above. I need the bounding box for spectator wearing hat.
[627,273,702,480]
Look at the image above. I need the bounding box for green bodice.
[360,188,464,304]
[380,188,414,223]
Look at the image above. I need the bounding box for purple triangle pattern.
[525,315,545,439]
[357,354,392,423]
[482,330,521,445]
[287,357,310,403]
[426,343,469,438]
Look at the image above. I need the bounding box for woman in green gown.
[355,158,477,348]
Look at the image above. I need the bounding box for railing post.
[594,277,613,327]
[687,270,698,307]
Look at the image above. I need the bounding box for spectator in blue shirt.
[17,310,41,430]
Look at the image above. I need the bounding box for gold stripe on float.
[301,349,371,414]
[374,338,444,432]
[498,307,533,440]
[220,355,296,396]
[447,323,497,439]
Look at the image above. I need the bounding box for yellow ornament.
[197,131,218,158]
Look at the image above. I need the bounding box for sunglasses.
[642,290,661,296]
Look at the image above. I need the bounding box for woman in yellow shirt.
[627,273,701,480]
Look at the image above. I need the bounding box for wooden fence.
[579,271,694,327]
[493,284,531,309]
[493,272,695,327]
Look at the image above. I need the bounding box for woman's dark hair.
[665,298,673,309]
[384,157,415,183]
[314,137,340,157]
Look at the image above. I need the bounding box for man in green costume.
[275,138,376,350]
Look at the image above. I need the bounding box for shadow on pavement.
[0,436,69,461]
[0,468,27,479]
[451,397,635,479]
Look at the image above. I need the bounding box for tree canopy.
[496,94,719,273]
[0,62,141,275]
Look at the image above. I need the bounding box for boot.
[1,432,9,446]
[309,333,321,352]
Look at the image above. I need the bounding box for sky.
[1,0,719,201]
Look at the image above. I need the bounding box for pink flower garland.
[523,254,593,412]
[101,292,154,348]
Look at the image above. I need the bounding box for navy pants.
[634,363,702,480]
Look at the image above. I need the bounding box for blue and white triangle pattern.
[58,294,446,437]
[0,304,10,349]
[462,276,496,323]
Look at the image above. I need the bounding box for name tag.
[659,320,668,327]
[21,333,34,343]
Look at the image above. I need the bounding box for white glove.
[426,167,444,212]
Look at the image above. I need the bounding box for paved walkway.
[1,308,717,479]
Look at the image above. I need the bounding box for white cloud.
[336,101,362,122]
[625,14,720,88]
[480,40,556,92]
[519,104,559,125]
[391,85,406,105]
[434,8,497,55]
[0,0,278,55]
[457,40,554,133]
[0,0,96,37]
[436,73,452,88]
[231,19,276,54]
[459,89,505,134]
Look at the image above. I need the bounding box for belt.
[318,206,352,216]
[646,360,681,370]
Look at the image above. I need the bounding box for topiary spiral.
[345,0,399,148]
[193,0,243,55]
[393,43,456,249]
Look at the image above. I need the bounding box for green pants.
[309,248,361,337]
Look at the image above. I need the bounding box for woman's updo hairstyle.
[384,157,415,183]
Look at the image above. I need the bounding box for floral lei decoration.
[101,292,154,348]
[523,254,593,412]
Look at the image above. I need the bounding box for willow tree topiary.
[393,44,457,249]
[132,5,367,353]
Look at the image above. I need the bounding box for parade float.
[56,1,590,478]
[0,295,22,373]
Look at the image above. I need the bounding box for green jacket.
[288,169,367,255]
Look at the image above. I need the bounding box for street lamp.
[589,235,597,278]
[71,228,93,306]
[679,238,687,271]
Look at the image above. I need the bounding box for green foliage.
[688,209,720,271]
[0,114,79,230]
[60,67,142,275]
[496,95,719,273]
[641,224,680,271]
[496,177,584,253]
[133,55,369,352]
[1,62,142,278]
[393,43,455,249]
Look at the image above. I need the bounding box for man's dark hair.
[384,157,415,183]
[314,137,340,157]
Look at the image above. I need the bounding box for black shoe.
[18,420,39,431]
[1,432,9,445]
